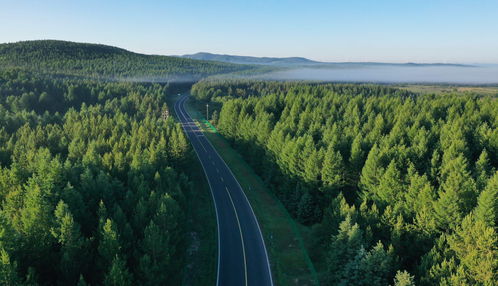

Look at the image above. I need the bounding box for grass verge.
[186,98,319,286]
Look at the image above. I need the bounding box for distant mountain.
[181,52,473,68]
[0,40,252,81]
[181,52,321,66]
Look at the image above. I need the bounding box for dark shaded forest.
[0,69,195,285]
[192,80,498,285]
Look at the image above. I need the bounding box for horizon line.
[2,38,498,66]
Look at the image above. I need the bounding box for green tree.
[448,214,497,284]
[405,167,437,231]
[0,248,20,286]
[348,134,365,184]
[327,215,365,284]
[297,192,317,225]
[51,200,86,285]
[322,145,345,189]
[360,144,383,193]
[138,221,170,285]
[98,219,120,268]
[375,160,404,205]
[474,172,498,227]
[303,149,321,184]
[393,270,415,286]
[104,256,132,286]
[434,155,477,230]
[475,149,493,191]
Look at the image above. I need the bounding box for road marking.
[225,186,248,286]
[200,142,207,152]
[177,95,272,286]
[174,95,222,286]
[199,138,210,152]
[182,98,274,286]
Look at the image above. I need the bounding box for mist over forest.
[256,65,498,84]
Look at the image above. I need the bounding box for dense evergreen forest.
[0,40,251,81]
[0,69,195,285]
[192,80,498,285]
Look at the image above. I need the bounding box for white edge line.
[184,96,274,286]
[225,186,248,286]
[175,95,221,286]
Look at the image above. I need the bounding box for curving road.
[174,95,273,286]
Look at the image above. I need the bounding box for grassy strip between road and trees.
[185,96,320,286]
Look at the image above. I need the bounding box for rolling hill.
[181,52,320,66]
[0,40,252,81]
[181,52,473,68]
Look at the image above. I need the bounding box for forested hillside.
[192,80,498,285]
[0,70,194,285]
[0,40,251,81]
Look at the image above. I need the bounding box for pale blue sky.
[1,0,497,63]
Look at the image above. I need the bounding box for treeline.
[0,40,252,81]
[192,80,498,285]
[191,80,415,101]
[0,70,193,285]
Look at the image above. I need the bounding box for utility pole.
[206,103,209,121]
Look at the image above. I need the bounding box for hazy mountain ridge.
[181,52,319,66]
[181,52,474,67]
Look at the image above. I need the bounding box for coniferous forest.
[0,39,497,286]
[192,80,498,285]
[0,40,251,81]
[0,69,193,285]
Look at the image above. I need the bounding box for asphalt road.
[174,95,273,286]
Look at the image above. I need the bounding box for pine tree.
[104,256,132,286]
[434,155,477,230]
[376,160,404,205]
[0,248,20,286]
[327,215,365,284]
[474,171,498,228]
[76,275,88,286]
[348,134,365,184]
[322,145,345,189]
[51,200,86,285]
[393,270,415,286]
[211,110,219,126]
[98,219,120,268]
[303,149,321,184]
[297,192,318,225]
[138,220,171,285]
[405,168,437,232]
[360,144,383,194]
[448,214,497,284]
[475,149,493,191]
[18,180,54,275]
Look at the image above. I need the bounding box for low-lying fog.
[259,65,498,84]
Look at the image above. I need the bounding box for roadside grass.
[186,98,320,286]
[168,94,217,286]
